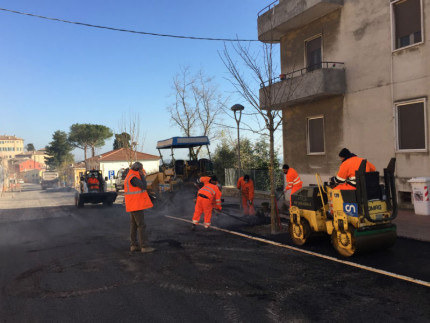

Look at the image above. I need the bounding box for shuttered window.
[307,116,325,154]
[396,100,427,151]
[392,0,423,49]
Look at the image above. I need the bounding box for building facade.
[86,148,160,180]
[0,135,24,159]
[258,0,429,205]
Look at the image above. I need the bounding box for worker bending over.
[192,175,222,230]
[333,148,376,190]
[237,174,255,216]
[283,164,303,207]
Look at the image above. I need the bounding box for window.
[307,116,325,154]
[396,99,427,151]
[392,0,423,50]
[305,35,322,71]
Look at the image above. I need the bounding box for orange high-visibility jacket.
[237,176,254,200]
[198,182,222,210]
[285,168,303,193]
[87,177,99,190]
[124,169,153,212]
[335,156,376,189]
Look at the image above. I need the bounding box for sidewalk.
[222,196,430,243]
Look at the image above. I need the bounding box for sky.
[0,0,283,161]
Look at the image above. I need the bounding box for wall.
[283,96,344,184]
[100,160,160,180]
[278,0,430,196]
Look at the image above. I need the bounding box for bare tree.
[118,113,146,167]
[221,41,296,233]
[168,67,198,138]
[168,67,227,159]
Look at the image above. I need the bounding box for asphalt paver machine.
[156,136,214,183]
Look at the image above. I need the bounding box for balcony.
[258,0,344,42]
[259,62,345,109]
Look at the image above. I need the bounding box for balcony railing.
[261,61,345,88]
[257,0,279,17]
[258,0,344,42]
[259,61,346,108]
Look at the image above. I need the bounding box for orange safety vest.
[87,177,100,190]
[124,169,153,212]
[285,168,303,193]
[237,176,254,200]
[335,156,376,190]
[198,182,222,210]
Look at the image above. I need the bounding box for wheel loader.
[289,158,397,257]
[75,170,117,207]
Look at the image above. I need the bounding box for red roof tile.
[87,148,160,162]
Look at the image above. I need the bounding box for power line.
[0,7,259,42]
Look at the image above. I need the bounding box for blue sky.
[0,0,282,160]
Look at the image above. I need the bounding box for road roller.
[289,158,397,257]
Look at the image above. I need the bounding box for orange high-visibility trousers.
[241,196,255,216]
[289,184,302,208]
[192,196,214,228]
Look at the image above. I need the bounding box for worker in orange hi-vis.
[332,148,376,190]
[192,175,222,231]
[87,174,100,191]
[283,164,303,207]
[237,174,255,216]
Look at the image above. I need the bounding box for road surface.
[0,183,429,322]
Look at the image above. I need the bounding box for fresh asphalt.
[0,184,429,322]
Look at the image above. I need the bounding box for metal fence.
[225,168,284,192]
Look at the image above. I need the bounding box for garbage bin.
[408,177,430,215]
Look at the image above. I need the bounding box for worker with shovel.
[237,174,255,216]
[283,164,303,207]
[192,175,222,230]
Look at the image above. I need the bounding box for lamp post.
[231,104,244,209]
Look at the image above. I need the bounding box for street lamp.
[231,104,244,209]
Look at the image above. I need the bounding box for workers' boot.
[191,224,196,231]
[130,245,139,252]
[141,247,155,253]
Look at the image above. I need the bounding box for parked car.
[18,179,24,184]
[114,168,129,192]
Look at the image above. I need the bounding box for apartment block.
[258,0,429,205]
[0,135,24,159]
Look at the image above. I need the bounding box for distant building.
[65,162,86,189]
[15,149,49,167]
[13,159,44,173]
[257,0,430,206]
[22,169,43,184]
[0,135,24,159]
[86,148,160,180]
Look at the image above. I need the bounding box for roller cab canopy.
[156,136,210,149]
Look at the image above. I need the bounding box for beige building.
[15,149,49,167]
[0,135,24,159]
[258,0,429,206]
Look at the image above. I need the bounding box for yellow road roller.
[289,158,397,257]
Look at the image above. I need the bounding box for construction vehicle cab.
[289,158,397,257]
[75,170,117,207]
[156,136,213,182]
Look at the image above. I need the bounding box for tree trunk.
[84,145,88,168]
[269,121,279,233]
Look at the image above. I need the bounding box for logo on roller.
[343,203,358,217]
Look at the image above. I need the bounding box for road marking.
[165,215,430,288]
